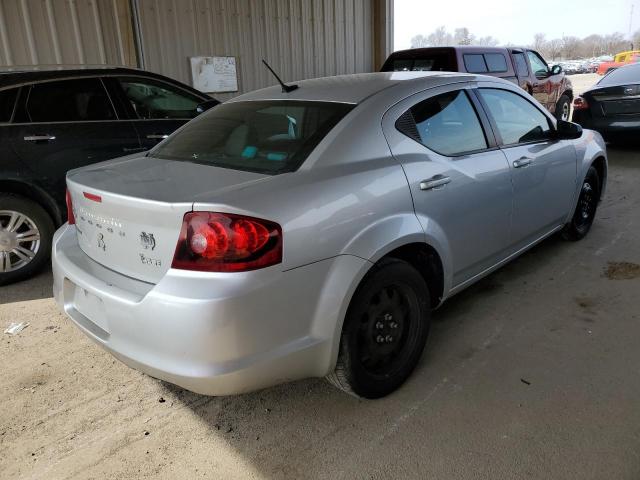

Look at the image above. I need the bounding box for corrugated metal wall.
[135,0,374,101]
[0,0,136,67]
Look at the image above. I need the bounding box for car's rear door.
[104,75,206,151]
[475,85,576,250]
[382,84,513,288]
[9,77,141,204]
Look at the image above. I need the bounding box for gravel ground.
[2,74,640,480]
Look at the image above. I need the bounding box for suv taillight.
[65,189,76,225]
[171,212,282,272]
[573,96,589,110]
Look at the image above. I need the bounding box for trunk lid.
[67,155,269,283]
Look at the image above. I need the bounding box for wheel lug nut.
[390,322,398,329]
[375,321,384,329]
[385,335,393,343]
[384,313,392,321]
[376,335,384,344]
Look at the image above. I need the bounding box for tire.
[555,94,571,122]
[327,258,431,399]
[562,166,600,241]
[0,193,54,285]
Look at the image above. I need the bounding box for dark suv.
[0,66,217,284]
[382,46,574,121]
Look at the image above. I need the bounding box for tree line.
[410,27,640,60]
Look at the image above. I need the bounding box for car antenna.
[262,59,298,93]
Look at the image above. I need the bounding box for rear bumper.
[52,224,369,395]
[573,111,640,135]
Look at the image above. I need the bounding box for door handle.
[146,134,169,140]
[24,135,56,142]
[513,157,533,168]
[420,175,451,191]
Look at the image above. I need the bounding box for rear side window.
[0,88,18,122]
[463,54,487,73]
[149,100,353,174]
[396,90,488,156]
[26,78,115,122]
[464,53,509,74]
[479,88,551,145]
[513,53,529,77]
[485,54,508,72]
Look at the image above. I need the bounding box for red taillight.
[65,189,75,225]
[83,191,102,203]
[573,97,589,110]
[171,212,282,272]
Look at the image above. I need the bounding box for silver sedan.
[52,72,607,398]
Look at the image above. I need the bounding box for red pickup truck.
[381,46,574,121]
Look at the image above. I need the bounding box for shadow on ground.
[161,231,571,478]
[0,268,53,304]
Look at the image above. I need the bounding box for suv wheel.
[327,258,430,398]
[0,194,54,285]
[556,94,571,121]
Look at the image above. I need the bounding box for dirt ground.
[2,74,640,480]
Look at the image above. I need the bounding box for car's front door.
[382,85,513,288]
[9,77,141,204]
[477,87,576,250]
[526,50,552,109]
[105,76,205,151]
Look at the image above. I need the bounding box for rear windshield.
[598,64,640,86]
[148,100,354,174]
[382,53,453,72]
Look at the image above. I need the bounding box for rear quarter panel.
[567,129,608,219]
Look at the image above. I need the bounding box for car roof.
[390,46,510,56]
[0,65,206,97]
[229,71,490,104]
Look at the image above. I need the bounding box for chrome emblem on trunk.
[97,233,106,251]
[140,232,156,251]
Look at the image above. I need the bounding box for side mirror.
[196,98,220,114]
[550,64,562,75]
[535,69,550,79]
[555,119,582,140]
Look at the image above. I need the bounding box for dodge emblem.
[97,233,106,251]
[140,232,156,251]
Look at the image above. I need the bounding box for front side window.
[0,88,18,122]
[26,78,115,122]
[479,88,551,145]
[397,90,488,156]
[149,100,353,174]
[119,78,202,120]
[527,51,549,77]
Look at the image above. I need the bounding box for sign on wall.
[190,56,238,93]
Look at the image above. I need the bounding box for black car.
[0,66,218,284]
[572,63,640,141]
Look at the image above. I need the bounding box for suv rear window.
[149,100,354,174]
[0,88,18,122]
[382,53,454,72]
[464,53,509,73]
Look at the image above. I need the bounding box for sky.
[394,0,638,50]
